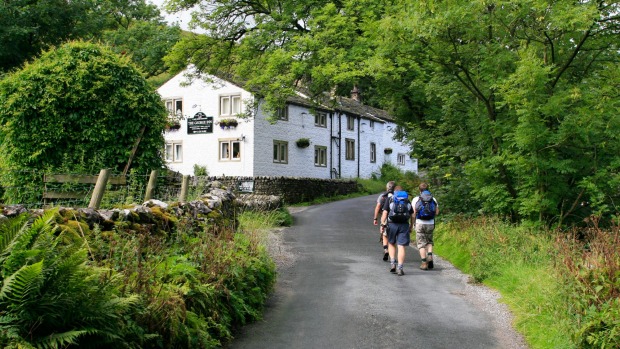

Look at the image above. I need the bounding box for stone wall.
[190,176,361,204]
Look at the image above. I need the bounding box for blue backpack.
[388,190,410,223]
[416,190,436,220]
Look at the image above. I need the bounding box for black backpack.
[415,190,436,220]
[388,190,410,223]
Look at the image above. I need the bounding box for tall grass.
[436,217,573,348]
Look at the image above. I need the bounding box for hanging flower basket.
[218,118,238,129]
[165,121,181,131]
[384,148,393,154]
[296,138,310,148]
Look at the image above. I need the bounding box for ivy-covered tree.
[0,41,167,203]
[166,0,620,225]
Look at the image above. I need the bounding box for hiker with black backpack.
[373,181,395,262]
[412,182,439,270]
[380,185,414,276]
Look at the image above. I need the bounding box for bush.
[0,41,167,204]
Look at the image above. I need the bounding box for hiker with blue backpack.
[379,185,414,276]
[412,183,439,270]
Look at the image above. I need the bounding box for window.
[315,112,327,127]
[397,153,406,165]
[314,146,327,167]
[347,115,355,130]
[165,98,183,117]
[220,94,242,116]
[369,120,375,129]
[345,138,355,160]
[273,140,288,163]
[165,141,183,162]
[220,140,241,161]
[370,143,376,163]
[277,106,288,121]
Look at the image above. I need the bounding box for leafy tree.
[103,21,184,78]
[0,41,167,203]
[0,0,105,73]
[0,0,183,78]
[166,0,620,225]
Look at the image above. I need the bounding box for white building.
[157,70,417,178]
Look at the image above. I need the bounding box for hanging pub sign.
[187,112,213,134]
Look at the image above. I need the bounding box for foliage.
[0,210,142,348]
[0,41,167,204]
[378,163,420,194]
[167,0,620,226]
[0,0,183,77]
[555,221,620,348]
[193,164,208,176]
[295,138,310,148]
[0,0,105,73]
[436,215,620,348]
[102,21,183,78]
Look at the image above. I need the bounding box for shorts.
[387,223,410,246]
[415,223,434,249]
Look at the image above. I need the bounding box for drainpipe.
[357,116,360,178]
[338,112,342,178]
[329,112,333,179]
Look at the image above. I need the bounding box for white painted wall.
[158,70,418,178]
[157,71,254,176]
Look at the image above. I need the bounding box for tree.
[0,41,167,203]
[0,0,105,73]
[0,0,183,78]
[166,0,620,225]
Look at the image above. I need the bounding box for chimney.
[350,85,360,102]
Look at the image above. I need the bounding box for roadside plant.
[0,210,141,348]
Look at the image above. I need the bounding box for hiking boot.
[420,261,428,270]
[397,268,404,276]
[427,256,434,269]
[383,251,389,261]
[390,265,396,273]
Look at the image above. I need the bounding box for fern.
[34,329,94,349]
[0,261,43,302]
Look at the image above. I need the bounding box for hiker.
[373,181,395,261]
[412,182,439,270]
[380,185,414,276]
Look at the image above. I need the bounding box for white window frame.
[347,115,355,131]
[397,153,406,165]
[165,98,183,117]
[314,145,327,167]
[273,140,288,164]
[219,94,242,117]
[165,141,183,163]
[219,139,242,161]
[369,120,375,129]
[370,142,376,163]
[315,112,327,127]
[345,138,355,160]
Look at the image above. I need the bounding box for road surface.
[228,195,527,349]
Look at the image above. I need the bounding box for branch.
[551,29,591,88]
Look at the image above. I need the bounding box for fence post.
[144,170,159,201]
[88,169,110,209]
[179,175,190,202]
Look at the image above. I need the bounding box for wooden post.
[179,175,190,202]
[89,169,110,209]
[144,170,159,201]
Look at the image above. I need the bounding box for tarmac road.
[228,194,522,349]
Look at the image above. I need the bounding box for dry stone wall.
[198,176,361,204]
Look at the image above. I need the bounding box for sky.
[149,0,196,31]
